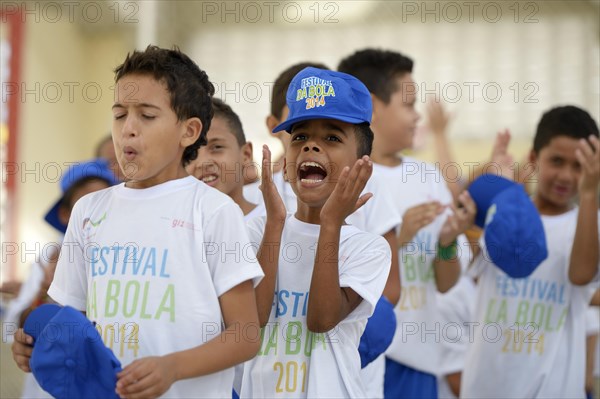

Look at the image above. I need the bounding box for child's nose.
[302,144,321,152]
[122,115,138,137]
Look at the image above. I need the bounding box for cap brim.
[44,200,67,234]
[273,114,368,134]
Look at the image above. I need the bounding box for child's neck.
[533,195,574,216]
[294,204,323,225]
[371,149,403,167]
[229,187,257,216]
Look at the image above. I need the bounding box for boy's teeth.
[301,161,324,170]
[301,178,323,183]
[202,175,217,182]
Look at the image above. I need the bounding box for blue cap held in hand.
[358,296,396,368]
[24,304,122,399]
[468,174,548,278]
[273,67,372,133]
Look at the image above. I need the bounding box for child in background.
[4,158,118,398]
[187,97,264,219]
[461,105,600,398]
[339,48,476,399]
[241,67,391,397]
[12,46,264,398]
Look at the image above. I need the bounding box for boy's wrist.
[437,239,458,261]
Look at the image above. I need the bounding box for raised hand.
[320,156,373,226]
[490,129,515,180]
[575,135,600,195]
[427,100,451,137]
[439,190,477,246]
[398,201,445,246]
[259,145,286,225]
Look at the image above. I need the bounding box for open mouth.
[298,161,327,184]
[201,174,218,185]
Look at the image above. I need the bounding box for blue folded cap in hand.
[24,304,122,399]
[468,174,548,278]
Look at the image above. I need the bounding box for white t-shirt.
[48,176,264,399]
[436,276,477,399]
[240,214,391,398]
[243,180,262,205]
[375,157,454,374]
[461,208,599,399]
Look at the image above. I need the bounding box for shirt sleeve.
[339,234,392,322]
[47,201,89,311]
[204,201,264,297]
[357,174,403,236]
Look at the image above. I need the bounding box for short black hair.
[271,62,329,119]
[534,105,599,153]
[211,98,246,146]
[114,45,215,166]
[338,48,413,104]
[354,123,373,157]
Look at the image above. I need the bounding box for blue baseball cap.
[24,304,122,399]
[44,158,120,233]
[273,67,372,133]
[358,296,397,368]
[468,174,548,278]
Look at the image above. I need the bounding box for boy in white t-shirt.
[240,67,392,398]
[251,62,404,397]
[12,46,264,399]
[461,105,600,398]
[339,48,476,398]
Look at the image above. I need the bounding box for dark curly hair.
[114,45,215,165]
[534,105,599,153]
[338,48,413,104]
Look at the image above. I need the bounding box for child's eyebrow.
[111,103,161,110]
[323,121,348,135]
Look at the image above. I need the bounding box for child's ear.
[181,117,202,147]
[241,141,253,164]
[266,115,282,136]
[370,94,383,123]
[528,148,538,164]
[283,157,289,182]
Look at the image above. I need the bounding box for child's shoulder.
[340,224,391,256]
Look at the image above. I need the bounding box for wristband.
[437,239,458,261]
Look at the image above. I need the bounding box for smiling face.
[371,73,420,158]
[284,119,359,209]
[530,135,583,215]
[112,73,201,189]
[186,116,252,196]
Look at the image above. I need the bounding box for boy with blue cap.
[240,67,392,397]
[462,105,600,398]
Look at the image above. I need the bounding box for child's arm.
[382,228,401,305]
[435,191,477,293]
[255,145,286,326]
[116,280,260,398]
[307,156,373,333]
[569,135,600,285]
